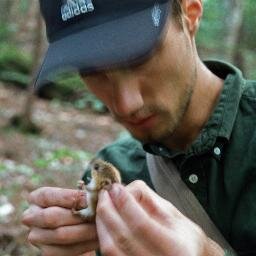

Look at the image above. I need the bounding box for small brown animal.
[72,158,121,221]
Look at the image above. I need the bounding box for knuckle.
[42,209,57,228]
[131,219,149,235]
[130,180,147,189]
[116,233,130,252]
[38,187,51,206]
[31,187,53,207]
[127,180,148,202]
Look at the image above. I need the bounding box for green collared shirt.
[85,61,256,255]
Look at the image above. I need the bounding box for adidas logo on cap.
[61,0,94,22]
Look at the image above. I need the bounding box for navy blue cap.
[36,0,171,90]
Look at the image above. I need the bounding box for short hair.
[170,0,183,27]
[171,0,182,17]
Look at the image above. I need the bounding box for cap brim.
[35,2,170,90]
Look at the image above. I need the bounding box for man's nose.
[107,72,144,117]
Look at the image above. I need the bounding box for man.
[22,0,256,255]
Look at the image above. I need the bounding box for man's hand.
[22,187,98,256]
[96,181,224,256]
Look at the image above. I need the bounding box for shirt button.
[189,174,199,184]
[214,147,221,156]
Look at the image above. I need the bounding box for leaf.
[0,70,29,86]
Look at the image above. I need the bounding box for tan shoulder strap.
[146,153,235,254]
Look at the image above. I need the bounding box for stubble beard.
[156,83,194,145]
[114,83,194,145]
[141,64,198,145]
[112,69,197,145]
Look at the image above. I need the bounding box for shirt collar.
[143,60,245,158]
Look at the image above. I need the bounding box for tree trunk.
[22,14,43,130]
[224,0,245,63]
[232,23,246,74]
[10,2,44,133]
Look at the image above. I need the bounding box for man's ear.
[181,0,203,35]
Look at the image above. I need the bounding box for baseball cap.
[36,0,171,90]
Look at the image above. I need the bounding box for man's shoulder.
[95,134,152,185]
[97,133,145,160]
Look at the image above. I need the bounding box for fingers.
[96,217,125,256]
[107,184,153,236]
[27,224,97,245]
[38,242,98,256]
[80,252,96,256]
[97,185,165,255]
[23,187,99,256]
[96,182,210,256]
[97,189,145,255]
[28,187,86,209]
[96,189,130,243]
[22,205,84,228]
[126,180,181,222]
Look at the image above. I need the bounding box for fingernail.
[22,210,32,225]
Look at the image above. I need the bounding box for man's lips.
[123,114,156,127]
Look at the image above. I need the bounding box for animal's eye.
[94,163,99,170]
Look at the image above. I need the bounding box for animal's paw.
[77,180,85,190]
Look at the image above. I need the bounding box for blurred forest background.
[0,0,255,255]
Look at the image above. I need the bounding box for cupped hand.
[22,187,98,256]
[96,180,224,256]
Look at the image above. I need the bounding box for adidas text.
[61,0,94,22]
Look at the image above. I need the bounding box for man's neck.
[164,60,224,151]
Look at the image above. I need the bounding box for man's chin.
[129,128,174,145]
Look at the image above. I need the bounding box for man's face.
[82,17,197,145]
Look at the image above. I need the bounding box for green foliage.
[0,43,31,72]
[0,144,92,193]
[0,43,32,87]
[0,24,15,42]
[34,147,92,170]
[0,163,5,173]
[243,0,256,50]
[198,0,256,79]
[0,70,29,86]
[39,73,107,113]
[37,73,84,100]
[54,72,85,93]
[197,0,226,53]
[73,93,107,113]
[18,0,30,13]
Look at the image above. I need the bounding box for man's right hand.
[22,187,98,256]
